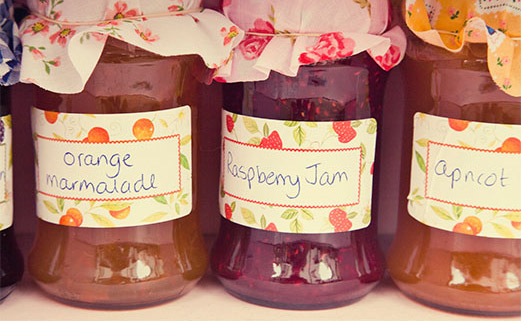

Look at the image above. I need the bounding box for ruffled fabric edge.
[19,9,244,94]
[0,0,21,86]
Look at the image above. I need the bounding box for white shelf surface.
[1,234,498,321]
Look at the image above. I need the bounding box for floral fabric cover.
[0,0,20,85]
[19,0,244,93]
[406,0,521,97]
[215,0,407,82]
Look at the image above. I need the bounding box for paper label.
[220,111,377,234]
[32,106,192,228]
[408,113,521,239]
[0,115,12,231]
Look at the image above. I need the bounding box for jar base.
[217,276,378,310]
[393,280,521,317]
[0,284,17,302]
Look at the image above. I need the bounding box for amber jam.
[28,39,209,308]
[212,53,388,310]
[387,37,521,315]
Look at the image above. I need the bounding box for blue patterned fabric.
[0,0,19,85]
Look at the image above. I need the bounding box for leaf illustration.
[159,119,168,128]
[91,214,115,227]
[412,188,419,195]
[74,200,81,206]
[261,215,267,229]
[100,202,132,211]
[89,200,96,208]
[351,120,362,128]
[290,218,302,233]
[362,212,371,224]
[141,212,168,223]
[458,141,472,148]
[43,200,58,214]
[263,123,269,137]
[415,151,426,173]
[293,126,306,146]
[301,209,314,220]
[452,205,463,219]
[179,199,188,205]
[247,137,261,145]
[0,224,3,230]
[3,115,11,129]
[503,212,521,222]
[243,117,260,134]
[53,133,65,140]
[180,135,191,146]
[154,196,168,205]
[232,113,238,122]
[284,121,298,127]
[170,193,175,203]
[180,154,190,170]
[361,143,366,159]
[347,211,358,219]
[241,208,256,225]
[281,209,299,220]
[416,138,429,147]
[367,122,377,135]
[305,122,318,128]
[175,203,180,215]
[230,201,236,212]
[491,223,514,238]
[431,206,453,220]
[57,198,64,212]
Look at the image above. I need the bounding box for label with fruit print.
[408,113,521,239]
[0,115,12,231]
[32,106,192,228]
[220,111,377,234]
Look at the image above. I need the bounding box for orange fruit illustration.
[87,127,110,142]
[448,119,470,132]
[452,222,474,235]
[109,206,131,219]
[44,111,60,124]
[499,137,521,153]
[511,221,521,231]
[59,208,83,226]
[133,118,154,140]
[463,216,482,235]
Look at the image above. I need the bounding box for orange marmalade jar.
[387,0,521,315]
[27,38,210,308]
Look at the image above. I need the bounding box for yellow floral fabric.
[405,0,521,97]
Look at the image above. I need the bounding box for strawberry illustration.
[226,115,234,132]
[259,131,283,149]
[224,203,233,219]
[265,223,278,231]
[333,122,357,143]
[329,208,347,226]
[334,219,352,232]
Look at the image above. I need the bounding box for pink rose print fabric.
[215,0,406,82]
[20,0,244,93]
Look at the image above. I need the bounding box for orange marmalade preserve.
[387,24,521,317]
[28,38,209,308]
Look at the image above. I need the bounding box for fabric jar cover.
[215,0,407,83]
[0,0,20,85]
[405,0,521,97]
[19,0,244,94]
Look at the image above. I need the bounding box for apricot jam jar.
[19,0,241,308]
[211,0,405,309]
[387,0,521,315]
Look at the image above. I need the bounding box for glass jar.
[0,86,23,300]
[212,53,388,309]
[28,38,209,308]
[387,31,521,315]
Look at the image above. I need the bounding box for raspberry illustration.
[333,122,357,143]
[265,223,278,231]
[334,219,352,232]
[259,131,283,149]
[226,115,234,132]
[225,203,233,219]
[329,208,347,226]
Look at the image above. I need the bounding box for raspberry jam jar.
[27,38,209,308]
[0,87,23,301]
[387,1,521,315]
[212,53,388,309]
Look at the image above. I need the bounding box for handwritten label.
[220,111,377,234]
[32,107,192,228]
[475,0,521,14]
[0,115,12,231]
[408,113,521,239]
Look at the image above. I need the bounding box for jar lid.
[405,0,521,97]
[19,0,244,93]
[0,0,20,86]
[215,0,406,83]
